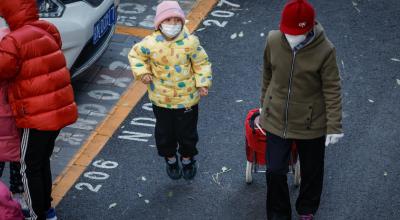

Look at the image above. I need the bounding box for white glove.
[325,133,344,147]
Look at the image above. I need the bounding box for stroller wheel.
[245,161,253,184]
[293,159,301,187]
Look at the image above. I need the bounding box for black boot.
[165,155,182,180]
[181,157,197,180]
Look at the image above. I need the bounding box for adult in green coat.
[259,0,343,219]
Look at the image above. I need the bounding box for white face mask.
[285,34,306,49]
[161,23,182,38]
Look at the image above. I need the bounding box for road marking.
[52,0,219,206]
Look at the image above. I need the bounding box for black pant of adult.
[20,128,60,220]
[152,104,199,158]
[0,161,24,194]
[265,132,325,220]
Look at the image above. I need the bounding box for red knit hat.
[280,0,315,35]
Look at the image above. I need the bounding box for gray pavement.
[54,0,400,219]
[117,0,197,29]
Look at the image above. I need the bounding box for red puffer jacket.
[0,0,78,131]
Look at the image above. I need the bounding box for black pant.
[20,128,60,220]
[0,161,24,193]
[265,132,325,220]
[152,104,199,158]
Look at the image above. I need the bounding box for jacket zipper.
[283,51,296,138]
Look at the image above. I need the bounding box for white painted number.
[109,61,130,71]
[130,117,156,127]
[203,19,228,28]
[211,10,234,18]
[84,171,110,180]
[217,0,240,8]
[75,183,102,192]
[78,104,107,117]
[201,0,239,30]
[118,131,152,142]
[92,160,119,169]
[88,90,120,100]
[118,3,146,15]
[75,160,118,193]
[142,103,153,111]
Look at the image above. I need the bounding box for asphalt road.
[57,0,400,219]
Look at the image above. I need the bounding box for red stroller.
[244,108,301,185]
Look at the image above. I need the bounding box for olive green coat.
[260,22,342,139]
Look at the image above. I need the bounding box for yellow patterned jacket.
[128,27,212,109]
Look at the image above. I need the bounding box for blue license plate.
[93,5,116,45]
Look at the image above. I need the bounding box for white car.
[1,0,119,78]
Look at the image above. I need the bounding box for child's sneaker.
[46,207,57,220]
[299,214,314,220]
[181,157,197,180]
[165,156,182,180]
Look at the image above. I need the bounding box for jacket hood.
[0,0,39,31]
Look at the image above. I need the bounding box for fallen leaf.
[141,176,147,181]
[109,203,117,209]
[144,200,150,204]
[230,33,237,39]
[368,99,374,103]
[137,193,143,198]
[391,58,400,62]
[384,172,388,176]
[238,31,244,37]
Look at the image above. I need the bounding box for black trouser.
[152,104,199,158]
[0,161,24,193]
[20,128,60,220]
[265,132,325,220]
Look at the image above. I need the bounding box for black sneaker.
[181,157,197,180]
[165,156,182,180]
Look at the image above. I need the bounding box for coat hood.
[0,0,39,31]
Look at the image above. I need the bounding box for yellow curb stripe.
[116,26,153,38]
[52,0,218,207]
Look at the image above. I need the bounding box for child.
[128,1,212,180]
[0,26,28,216]
[260,0,343,219]
[0,0,78,219]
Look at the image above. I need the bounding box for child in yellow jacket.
[128,1,212,180]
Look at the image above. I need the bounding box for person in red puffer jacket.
[0,0,78,219]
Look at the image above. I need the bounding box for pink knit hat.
[154,1,185,30]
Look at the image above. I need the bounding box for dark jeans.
[0,162,24,193]
[20,128,60,220]
[265,132,325,220]
[152,104,199,158]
